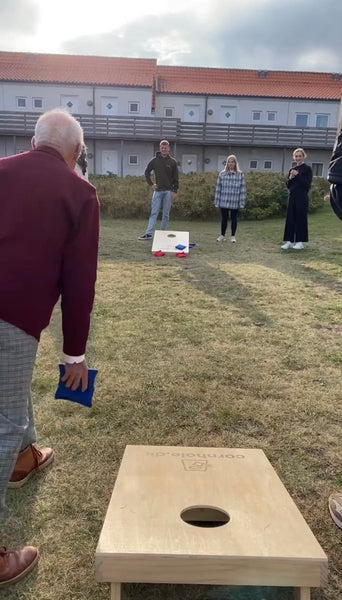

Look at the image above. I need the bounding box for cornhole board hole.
[152,230,189,255]
[95,445,327,600]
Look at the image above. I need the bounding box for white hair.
[34,109,83,154]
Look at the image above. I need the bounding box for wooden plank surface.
[110,583,121,600]
[95,445,327,587]
[294,587,311,600]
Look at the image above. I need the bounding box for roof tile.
[0,52,156,87]
[156,66,342,100]
[0,52,342,100]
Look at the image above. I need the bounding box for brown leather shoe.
[8,444,54,488]
[0,545,39,587]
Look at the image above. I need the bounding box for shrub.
[244,172,287,220]
[90,171,327,220]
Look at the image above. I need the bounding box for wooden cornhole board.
[151,230,189,255]
[95,445,327,600]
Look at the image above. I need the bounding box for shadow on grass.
[98,210,342,315]
[179,256,270,326]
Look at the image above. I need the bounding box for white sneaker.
[217,235,226,242]
[230,236,236,243]
[292,242,304,250]
[281,241,293,250]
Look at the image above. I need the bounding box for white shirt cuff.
[64,354,85,364]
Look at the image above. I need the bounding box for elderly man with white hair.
[0,109,99,586]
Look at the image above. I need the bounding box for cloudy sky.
[1,0,342,72]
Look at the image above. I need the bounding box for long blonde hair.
[224,154,241,173]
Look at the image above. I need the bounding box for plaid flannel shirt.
[214,170,246,209]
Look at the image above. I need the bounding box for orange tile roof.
[0,52,342,101]
[0,52,156,87]
[156,66,342,100]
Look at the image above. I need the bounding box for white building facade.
[0,52,340,177]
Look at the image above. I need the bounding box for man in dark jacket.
[138,140,179,240]
[0,109,99,586]
[327,113,342,529]
[328,118,342,221]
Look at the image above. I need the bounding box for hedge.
[90,171,329,220]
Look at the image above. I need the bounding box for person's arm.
[172,161,179,193]
[239,173,246,208]
[330,132,342,163]
[60,187,100,389]
[286,168,293,188]
[144,159,154,187]
[214,174,222,207]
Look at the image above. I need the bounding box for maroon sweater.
[0,146,99,355]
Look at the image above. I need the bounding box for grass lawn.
[2,204,342,600]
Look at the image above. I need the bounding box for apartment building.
[0,51,341,177]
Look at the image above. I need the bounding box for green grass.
[2,204,342,599]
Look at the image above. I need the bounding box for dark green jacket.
[145,152,179,192]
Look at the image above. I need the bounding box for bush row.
[90,171,329,221]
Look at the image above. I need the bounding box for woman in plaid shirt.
[214,155,246,242]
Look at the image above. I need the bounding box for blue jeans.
[146,190,172,235]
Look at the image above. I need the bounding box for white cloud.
[143,33,192,65]
[0,0,342,73]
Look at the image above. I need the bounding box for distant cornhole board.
[152,230,189,255]
[95,445,327,600]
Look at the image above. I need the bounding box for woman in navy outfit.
[281,148,313,250]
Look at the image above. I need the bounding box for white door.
[183,104,200,122]
[220,106,237,124]
[60,95,79,113]
[182,154,198,174]
[101,150,118,175]
[101,97,119,115]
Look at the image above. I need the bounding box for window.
[128,155,139,165]
[264,161,272,170]
[128,102,139,113]
[250,160,258,169]
[33,98,43,109]
[164,107,174,117]
[316,114,328,128]
[311,162,323,177]
[267,112,276,122]
[296,114,308,127]
[252,111,261,121]
[16,97,26,108]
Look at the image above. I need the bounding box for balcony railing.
[0,111,337,149]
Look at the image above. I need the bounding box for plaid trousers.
[0,320,38,519]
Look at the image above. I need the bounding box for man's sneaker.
[138,233,152,241]
[293,242,304,250]
[328,492,342,529]
[231,236,236,243]
[216,235,226,242]
[281,241,293,250]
